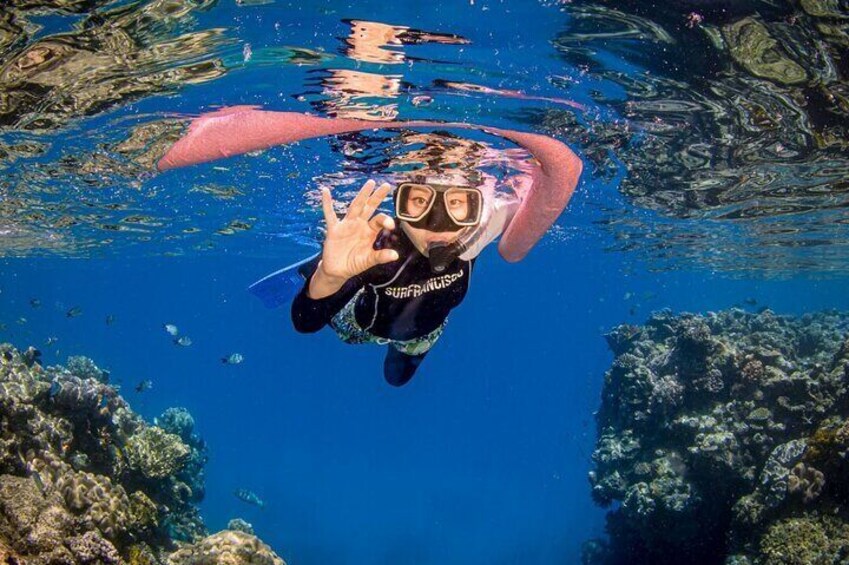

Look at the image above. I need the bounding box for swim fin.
[248,252,320,309]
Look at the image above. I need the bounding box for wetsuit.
[291,228,474,385]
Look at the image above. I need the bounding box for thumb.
[371,248,400,266]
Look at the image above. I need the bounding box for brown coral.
[0,474,75,562]
[786,462,825,503]
[167,530,287,565]
[56,470,132,540]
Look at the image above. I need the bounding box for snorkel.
[427,240,464,273]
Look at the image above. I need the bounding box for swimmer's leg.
[383,347,428,387]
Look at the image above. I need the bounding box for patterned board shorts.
[329,290,446,357]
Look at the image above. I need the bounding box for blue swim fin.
[248,252,321,309]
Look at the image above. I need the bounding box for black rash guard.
[291,228,474,341]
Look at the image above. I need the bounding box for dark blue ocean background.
[2,0,849,563]
[5,246,849,563]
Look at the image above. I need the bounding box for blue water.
[4,244,849,563]
[3,0,849,563]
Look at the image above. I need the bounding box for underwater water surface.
[1,0,848,564]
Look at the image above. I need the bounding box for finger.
[321,188,338,228]
[368,213,394,233]
[361,182,392,219]
[346,179,376,219]
[370,248,400,266]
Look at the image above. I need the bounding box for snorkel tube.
[427,240,462,273]
[157,106,583,262]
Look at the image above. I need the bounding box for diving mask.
[395,183,483,232]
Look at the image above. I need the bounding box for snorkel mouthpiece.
[428,241,464,273]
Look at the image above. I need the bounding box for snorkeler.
[154,106,584,385]
[291,176,497,386]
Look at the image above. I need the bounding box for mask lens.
[443,188,482,225]
[396,184,435,221]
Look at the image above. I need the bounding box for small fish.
[222,353,244,365]
[743,297,758,306]
[411,95,433,107]
[135,379,153,393]
[174,336,192,347]
[46,336,59,347]
[16,317,27,325]
[105,314,116,325]
[66,306,83,318]
[287,171,300,179]
[163,324,179,336]
[29,298,41,308]
[623,292,633,301]
[31,471,46,492]
[234,488,265,508]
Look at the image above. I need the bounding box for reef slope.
[0,343,285,565]
[584,309,849,565]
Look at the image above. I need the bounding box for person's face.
[399,187,469,256]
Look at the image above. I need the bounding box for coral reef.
[125,426,190,480]
[584,309,849,565]
[227,518,255,536]
[167,530,286,565]
[156,408,195,443]
[66,355,111,383]
[0,343,283,564]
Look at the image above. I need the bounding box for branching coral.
[125,426,190,480]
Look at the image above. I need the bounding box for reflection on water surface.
[0,0,846,275]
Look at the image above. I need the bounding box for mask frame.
[395,183,483,228]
